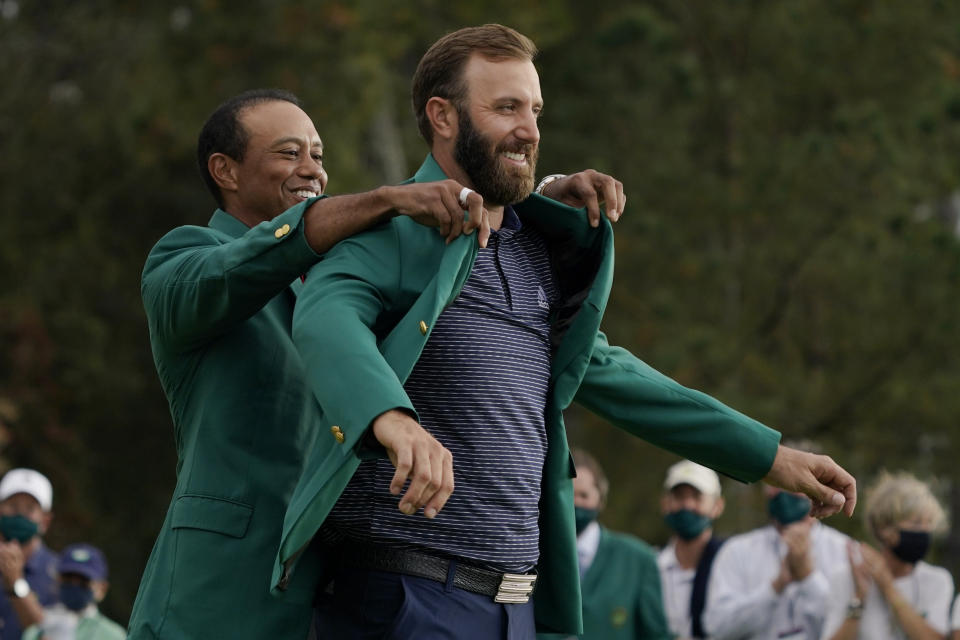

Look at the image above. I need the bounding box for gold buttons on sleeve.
[274,223,291,239]
[330,425,345,444]
[418,320,428,335]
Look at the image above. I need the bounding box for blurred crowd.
[541,448,957,640]
[0,469,124,640]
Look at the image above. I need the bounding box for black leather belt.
[342,544,537,603]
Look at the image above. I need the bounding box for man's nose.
[516,109,540,145]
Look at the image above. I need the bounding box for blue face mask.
[574,507,598,535]
[891,530,931,564]
[664,509,712,540]
[0,515,38,543]
[768,492,811,526]
[59,583,95,612]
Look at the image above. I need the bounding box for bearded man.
[273,24,857,640]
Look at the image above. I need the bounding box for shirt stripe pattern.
[327,209,558,572]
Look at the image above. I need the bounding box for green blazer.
[274,155,781,635]
[538,527,672,640]
[129,203,325,639]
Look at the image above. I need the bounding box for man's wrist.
[6,577,29,598]
[846,596,864,620]
[534,174,566,196]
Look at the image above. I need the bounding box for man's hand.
[371,409,454,519]
[380,181,491,247]
[858,542,894,594]
[539,170,626,228]
[0,541,25,588]
[763,445,857,518]
[781,519,814,582]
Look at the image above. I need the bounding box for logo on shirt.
[537,286,549,310]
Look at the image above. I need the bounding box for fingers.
[423,449,455,519]
[600,177,621,222]
[461,188,483,237]
[478,209,491,248]
[583,188,601,228]
[442,188,464,244]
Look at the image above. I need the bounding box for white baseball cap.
[664,460,721,497]
[0,468,53,512]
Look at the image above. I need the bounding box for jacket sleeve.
[292,222,416,450]
[141,201,322,352]
[573,331,780,483]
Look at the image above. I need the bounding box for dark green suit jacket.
[129,203,325,639]
[539,526,672,640]
[274,155,781,635]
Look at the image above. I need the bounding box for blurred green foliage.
[2,0,960,623]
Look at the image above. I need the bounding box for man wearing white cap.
[0,468,58,640]
[657,460,726,639]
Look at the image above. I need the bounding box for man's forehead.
[241,101,321,145]
[462,54,541,101]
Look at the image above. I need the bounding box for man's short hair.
[570,448,609,506]
[196,88,302,208]
[411,24,537,145]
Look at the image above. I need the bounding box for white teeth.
[503,151,525,162]
[294,190,318,198]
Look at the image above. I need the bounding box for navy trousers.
[314,563,536,639]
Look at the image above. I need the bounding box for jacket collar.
[209,209,252,239]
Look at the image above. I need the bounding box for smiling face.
[449,55,541,205]
[219,100,326,225]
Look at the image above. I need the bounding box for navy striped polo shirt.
[326,206,558,572]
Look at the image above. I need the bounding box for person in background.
[0,469,57,640]
[22,543,124,640]
[821,471,953,640]
[657,460,726,639]
[538,448,670,639]
[704,468,850,639]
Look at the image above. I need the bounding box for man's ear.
[208,153,239,194]
[425,97,458,142]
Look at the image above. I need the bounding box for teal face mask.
[767,492,811,526]
[0,514,39,543]
[664,509,712,540]
[574,507,598,535]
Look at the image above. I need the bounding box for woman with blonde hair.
[821,471,953,640]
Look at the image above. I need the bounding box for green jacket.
[129,203,325,639]
[539,527,671,640]
[275,154,781,635]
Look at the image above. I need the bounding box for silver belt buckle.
[494,573,537,604]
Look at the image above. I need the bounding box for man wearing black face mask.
[537,449,670,640]
[821,471,952,640]
[0,468,58,640]
[704,484,850,640]
[23,543,125,640]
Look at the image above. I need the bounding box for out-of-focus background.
[3,0,960,623]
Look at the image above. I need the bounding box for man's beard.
[454,110,538,206]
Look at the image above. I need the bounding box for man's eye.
[312,154,323,162]
[280,150,298,157]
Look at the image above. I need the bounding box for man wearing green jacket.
[277,24,857,639]
[537,448,671,640]
[129,87,624,639]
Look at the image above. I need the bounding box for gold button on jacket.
[418,320,428,335]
